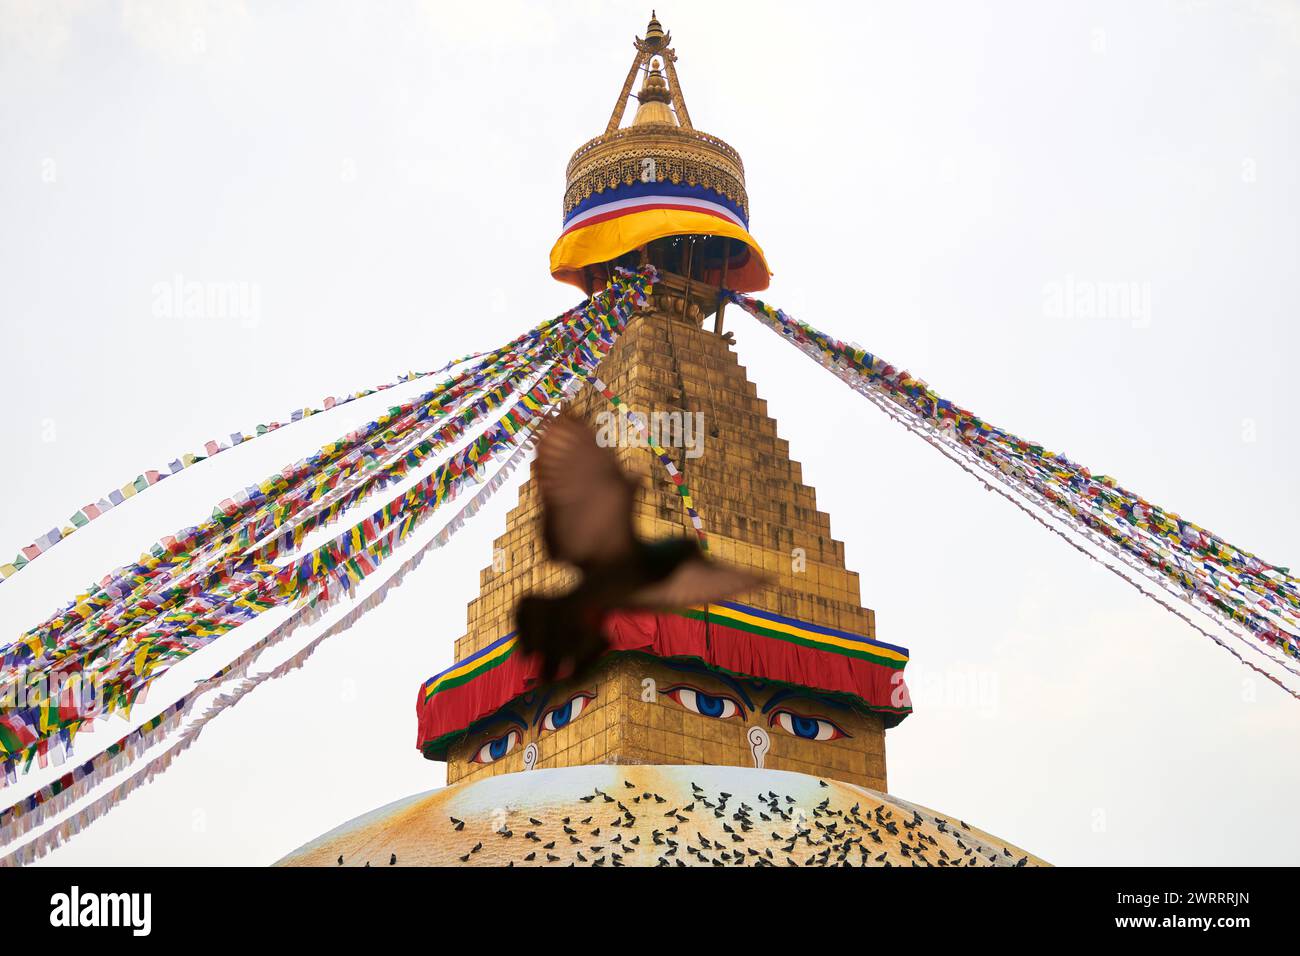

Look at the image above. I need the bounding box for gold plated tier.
[560,14,749,222]
[563,124,749,222]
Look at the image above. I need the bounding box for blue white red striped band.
[562,180,748,234]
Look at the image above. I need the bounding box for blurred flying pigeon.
[516,413,765,682]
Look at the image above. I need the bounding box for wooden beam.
[713,240,731,335]
[682,237,696,324]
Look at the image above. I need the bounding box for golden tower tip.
[645,11,665,43]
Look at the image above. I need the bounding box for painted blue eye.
[790,715,821,739]
[663,685,741,720]
[472,729,521,764]
[541,693,594,732]
[696,692,728,718]
[770,710,848,742]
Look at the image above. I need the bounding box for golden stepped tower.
[446,284,888,789]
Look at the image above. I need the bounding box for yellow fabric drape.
[550,207,771,293]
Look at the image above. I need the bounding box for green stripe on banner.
[676,607,907,669]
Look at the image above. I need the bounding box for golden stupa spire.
[604,11,693,134]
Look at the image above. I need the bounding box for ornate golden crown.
[561,13,750,224]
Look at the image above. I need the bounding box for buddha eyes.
[472,729,521,764]
[541,693,595,732]
[662,684,743,720]
[470,692,594,766]
[769,710,848,742]
[470,692,846,763]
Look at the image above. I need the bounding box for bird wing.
[624,556,767,610]
[535,413,636,568]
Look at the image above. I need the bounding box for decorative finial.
[645,11,665,44]
[633,53,673,121]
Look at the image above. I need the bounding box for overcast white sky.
[1,0,1297,866]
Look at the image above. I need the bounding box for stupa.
[278,13,1046,868]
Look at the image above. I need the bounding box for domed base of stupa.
[275,765,1047,867]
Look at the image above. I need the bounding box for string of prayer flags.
[0,368,586,855]
[728,290,1300,698]
[589,376,708,549]
[0,267,658,786]
[0,348,521,586]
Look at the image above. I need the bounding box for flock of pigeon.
[334,777,1038,868]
